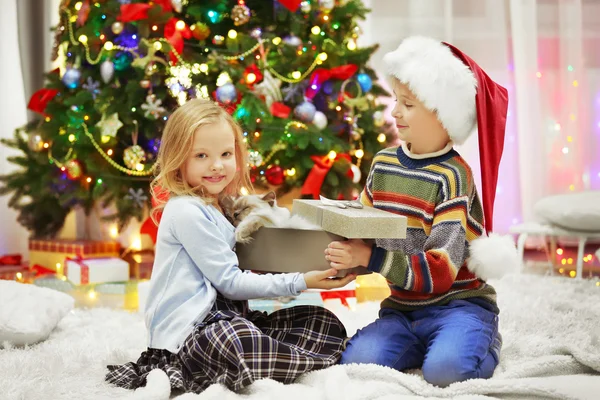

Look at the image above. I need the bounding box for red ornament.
[265,165,285,186]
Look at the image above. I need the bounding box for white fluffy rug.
[2,274,600,400]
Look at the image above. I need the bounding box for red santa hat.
[383,36,518,279]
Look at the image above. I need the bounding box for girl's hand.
[325,239,372,270]
[304,268,357,290]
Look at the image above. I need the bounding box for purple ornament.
[294,101,316,123]
[322,80,334,95]
[216,83,237,104]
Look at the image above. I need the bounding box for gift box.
[0,264,35,283]
[355,273,391,303]
[248,291,324,314]
[94,281,139,310]
[236,227,370,275]
[291,199,407,239]
[64,257,129,285]
[29,239,120,273]
[122,250,154,280]
[33,275,75,293]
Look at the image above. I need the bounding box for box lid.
[291,199,407,239]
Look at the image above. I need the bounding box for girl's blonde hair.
[150,98,252,222]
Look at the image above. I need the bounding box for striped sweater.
[362,144,498,313]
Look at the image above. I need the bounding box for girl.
[106,98,355,394]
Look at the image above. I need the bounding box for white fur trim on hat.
[383,36,477,145]
[467,234,520,281]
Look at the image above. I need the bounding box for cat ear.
[261,191,277,207]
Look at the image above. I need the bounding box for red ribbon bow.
[164,17,192,64]
[305,64,358,100]
[301,153,352,199]
[320,289,356,307]
[28,88,59,115]
[140,186,170,244]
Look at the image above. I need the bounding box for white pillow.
[0,281,74,347]
[534,191,600,232]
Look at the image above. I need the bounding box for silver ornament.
[216,83,237,104]
[312,111,328,130]
[294,102,316,123]
[300,1,311,12]
[100,60,114,83]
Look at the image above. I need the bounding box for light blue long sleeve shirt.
[145,195,307,353]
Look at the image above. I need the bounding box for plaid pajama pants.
[105,295,347,394]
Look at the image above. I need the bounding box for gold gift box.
[28,239,120,273]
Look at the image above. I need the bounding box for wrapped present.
[94,281,139,310]
[292,199,407,239]
[0,264,35,283]
[64,257,129,285]
[355,273,390,303]
[122,250,154,280]
[33,275,75,293]
[236,227,370,275]
[248,291,324,314]
[29,239,120,273]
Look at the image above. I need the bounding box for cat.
[221,191,320,244]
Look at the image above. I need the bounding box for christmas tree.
[0,0,390,238]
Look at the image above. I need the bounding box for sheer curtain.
[362,0,600,233]
[0,0,29,255]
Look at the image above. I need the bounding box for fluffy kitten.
[222,191,320,244]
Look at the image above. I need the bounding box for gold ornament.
[231,4,251,26]
[28,133,45,152]
[111,22,124,35]
[373,111,385,127]
[65,159,83,180]
[140,80,151,89]
[123,145,146,169]
[191,23,211,40]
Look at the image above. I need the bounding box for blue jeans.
[340,300,501,387]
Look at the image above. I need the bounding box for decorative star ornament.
[282,81,309,103]
[253,70,282,108]
[82,77,100,99]
[141,94,166,119]
[96,113,123,137]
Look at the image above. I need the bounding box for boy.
[325,36,517,387]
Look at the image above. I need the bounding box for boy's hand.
[325,239,372,270]
[304,268,356,290]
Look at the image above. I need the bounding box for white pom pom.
[129,369,171,400]
[467,234,521,281]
